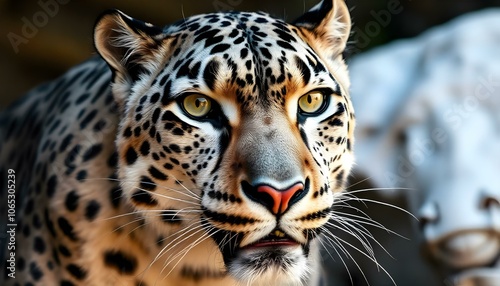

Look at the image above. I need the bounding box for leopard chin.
[207,227,322,285]
[227,243,319,286]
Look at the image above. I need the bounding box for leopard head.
[95,0,353,284]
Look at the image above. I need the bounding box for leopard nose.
[241,179,309,215]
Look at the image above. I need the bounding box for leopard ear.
[94,10,169,102]
[293,0,351,61]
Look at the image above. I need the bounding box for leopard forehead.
[139,11,342,112]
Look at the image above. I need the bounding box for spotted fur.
[0,1,354,285]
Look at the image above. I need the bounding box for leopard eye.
[182,94,213,118]
[298,91,325,114]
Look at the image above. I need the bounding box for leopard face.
[0,1,355,285]
[95,0,352,284]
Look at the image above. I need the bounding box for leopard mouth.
[243,229,300,250]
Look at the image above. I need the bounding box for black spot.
[243,74,253,85]
[181,61,202,79]
[210,43,230,54]
[295,56,311,86]
[170,157,180,165]
[139,176,157,191]
[148,125,157,139]
[44,208,56,237]
[245,60,252,70]
[255,17,269,23]
[161,80,172,106]
[203,60,220,91]
[161,110,180,122]
[18,257,25,271]
[227,28,238,38]
[60,280,75,286]
[160,211,182,225]
[259,47,272,59]
[57,217,78,241]
[107,152,118,167]
[151,108,161,124]
[125,147,138,165]
[80,109,97,129]
[82,144,103,162]
[33,214,42,229]
[93,119,107,132]
[276,40,297,52]
[133,127,141,137]
[150,92,160,104]
[172,127,184,136]
[85,200,101,221]
[103,250,138,275]
[240,48,248,59]
[148,166,168,180]
[195,27,221,47]
[25,198,34,214]
[48,119,61,135]
[65,190,79,212]
[65,144,81,170]
[140,141,150,156]
[202,208,256,225]
[23,224,30,236]
[169,144,181,153]
[66,264,87,280]
[47,175,58,198]
[336,170,345,186]
[33,236,46,254]
[76,170,87,181]
[75,93,90,105]
[110,187,122,208]
[59,134,73,152]
[58,244,72,257]
[30,261,43,281]
[328,118,343,127]
[131,190,158,206]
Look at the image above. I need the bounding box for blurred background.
[2,1,500,285]
[1,0,500,107]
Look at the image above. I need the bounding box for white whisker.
[321,226,372,286]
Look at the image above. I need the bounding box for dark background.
[2,0,500,108]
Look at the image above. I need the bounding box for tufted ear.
[293,0,351,61]
[94,10,170,105]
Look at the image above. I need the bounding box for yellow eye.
[298,91,324,114]
[182,94,212,118]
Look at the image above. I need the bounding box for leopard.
[0,0,355,285]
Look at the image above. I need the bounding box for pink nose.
[241,180,309,215]
[256,183,305,215]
